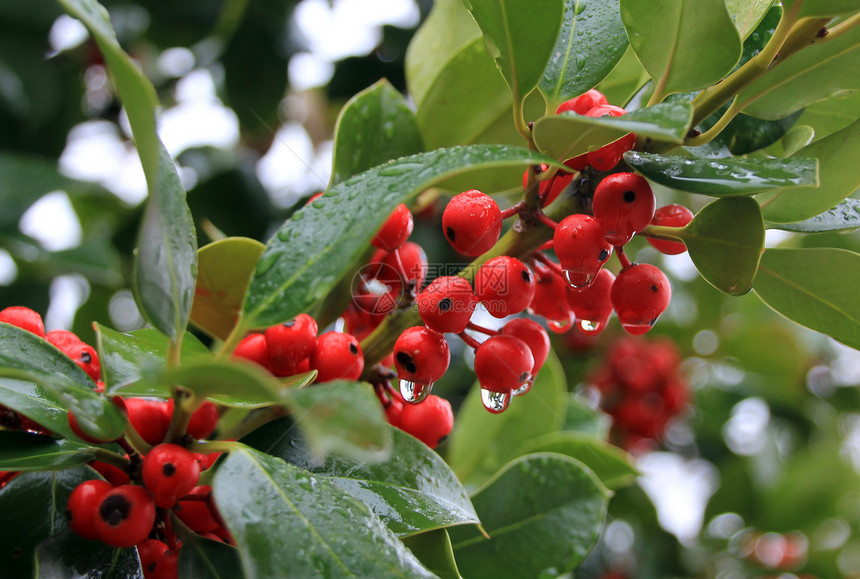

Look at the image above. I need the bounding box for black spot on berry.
[623,190,636,203]
[521,269,532,282]
[649,318,657,326]
[519,372,529,383]
[349,342,359,355]
[99,494,131,526]
[80,351,92,364]
[283,320,296,328]
[599,249,609,261]
[396,352,417,374]
[446,226,456,241]
[650,284,658,292]
[163,463,176,477]
[438,298,452,312]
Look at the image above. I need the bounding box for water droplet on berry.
[579,319,603,335]
[512,377,534,397]
[481,389,510,414]
[400,379,433,404]
[563,270,594,289]
[621,322,653,336]
[548,315,574,334]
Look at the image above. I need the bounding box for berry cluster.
[587,336,689,453]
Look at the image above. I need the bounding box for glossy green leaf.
[34,529,144,579]
[96,325,210,397]
[538,0,629,110]
[212,446,435,578]
[242,416,479,537]
[447,351,566,489]
[679,197,765,295]
[401,530,463,579]
[516,431,638,490]
[797,92,860,141]
[176,524,243,579]
[330,79,423,187]
[738,21,860,120]
[533,102,692,161]
[620,0,742,96]
[241,145,562,329]
[765,124,816,157]
[768,198,860,233]
[0,378,75,440]
[464,0,564,104]
[726,0,776,39]
[288,381,392,463]
[449,453,609,578]
[0,323,126,441]
[624,152,818,196]
[596,46,649,106]
[58,0,197,341]
[754,248,860,350]
[758,116,860,223]
[0,431,99,471]
[563,394,611,438]
[192,237,265,341]
[781,0,860,18]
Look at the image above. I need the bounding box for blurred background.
[2,1,860,577]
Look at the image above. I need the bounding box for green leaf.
[538,0,629,110]
[764,124,816,157]
[242,416,479,537]
[562,394,611,437]
[679,197,765,295]
[176,524,243,579]
[620,0,742,96]
[96,325,210,397]
[516,431,638,490]
[533,102,692,161]
[754,248,860,350]
[34,529,144,579]
[212,446,435,578]
[726,0,777,40]
[782,0,860,18]
[767,198,860,233]
[758,116,860,223]
[241,145,562,329]
[0,431,99,471]
[192,237,265,341]
[330,79,424,187]
[0,378,75,440]
[623,152,818,196]
[737,21,860,121]
[447,350,566,489]
[402,530,463,579]
[57,0,197,341]
[449,453,609,578]
[464,0,564,105]
[287,381,392,463]
[0,323,126,441]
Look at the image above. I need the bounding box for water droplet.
[400,379,433,404]
[563,270,594,289]
[578,319,603,335]
[379,166,408,176]
[621,322,652,336]
[382,121,395,139]
[292,210,304,221]
[548,316,574,333]
[481,389,510,413]
[255,252,280,276]
[277,228,291,241]
[513,378,534,397]
[483,35,501,59]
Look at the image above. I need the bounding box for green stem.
[685,96,742,147]
[823,13,860,42]
[217,318,249,359]
[123,422,152,455]
[165,388,193,444]
[641,224,686,241]
[90,448,132,469]
[192,439,245,454]
[219,405,285,441]
[513,94,530,141]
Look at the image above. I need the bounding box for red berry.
[69,409,116,444]
[474,256,536,318]
[593,172,656,246]
[67,479,114,540]
[647,204,694,255]
[265,314,318,376]
[611,264,671,335]
[309,332,364,382]
[151,550,180,579]
[94,484,156,548]
[529,268,575,329]
[0,306,45,336]
[398,394,454,449]
[46,329,82,349]
[372,203,414,250]
[566,268,615,335]
[62,342,101,382]
[584,105,636,171]
[125,398,171,446]
[474,335,534,394]
[377,241,428,296]
[553,214,612,288]
[90,460,131,486]
[393,326,450,388]
[384,395,405,427]
[442,190,502,256]
[233,333,271,370]
[137,539,169,579]
[417,276,477,334]
[499,318,550,374]
[556,89,608,115]
[142,443,201,509]
[186,401,218,439]
[174,485,220,533]
[543,172,574,206]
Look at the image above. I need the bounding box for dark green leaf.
[516,431,638,490]
[620,0,742,96]
[464,0,564,104]
[538,0,629,110]
[241,145,562,329]
[680,197,765,295]
[401,530,463,579]
[176,524,243,579]
[212,446,435,578]
[330,79,423,187]
[288,381,392,463]
[447,351,566,489]
[533,102,692,161]
[624,152,818,196]
[754,248,860,350]
[34,529,144,579]
[449,453,609,578]
[96,325,210,397]
[0,431,99,471]
[192,237,265,341]
[767,198,860,233]
[726,0,777,39]
[738,21,860,120]
[0,378,75,440]
[242,416,479,537]
[758,116,860,223]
